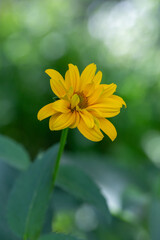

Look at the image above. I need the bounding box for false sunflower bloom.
[37,64,126,142]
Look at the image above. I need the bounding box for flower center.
[76,92,88,109]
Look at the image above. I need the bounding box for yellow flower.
[37,63,126,142]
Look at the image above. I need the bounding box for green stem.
[52,128,68,183]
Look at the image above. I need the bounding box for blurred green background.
[0,0,160,239]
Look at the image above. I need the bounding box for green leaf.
[7,144,59,240]
[0,134,30,170]
[39,233,82,240]
[149,198,160,240]
[56,164,111,224]
[0,161,20,240]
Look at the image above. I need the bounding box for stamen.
[76,92,88,109]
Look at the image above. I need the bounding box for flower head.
[37,64,126,142]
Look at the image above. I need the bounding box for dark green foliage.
[39,233,82,240]
[0,161,20,240]
[1,0,160,239]
[149,198,160,240]
[7,144,59,240]
[56,164,111,224]
[0,134,30,170]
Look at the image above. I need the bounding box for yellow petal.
[50,78,66,98]
[71,94,80,109]
[88,108,120,118]
[66,64,80,92]
[94,117,100,128]
[80,63,96,90]
[63,86,74,101]
[83,83,95,97]
[45,69,64,83]
[37,103,56,121]
[70,111,80,128]
[49,112,75,131]
[100,83,117,97]
[102,111,120,118]
[52,99,70,113]
[45,69,67,98]
[93,71,102,85]
[79,109,94,128]
[110,95,126,107]
[99,118,117,141]
[64,70,70,89]
[78,118,104,142]
[67,86,74,97]
[86,108,104,118]
[87,106,120,118]
[92,98,123,109]
[87,85,104,105]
